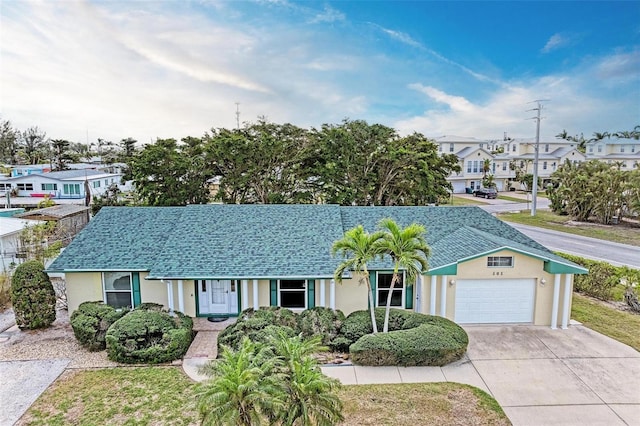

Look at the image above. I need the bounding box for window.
[17,183,34,190]
[466,161,472,173]
[0,183,11,190]
[438,144,442,152]
[93,181,101,188]
[479,143,484,149]
[502,162,507,171]
[103,272,133,309]
[544,144,549,153]
[588,146,593,153]
[487,256,514,267]
[597,145,603,153]
[631,145,636,153]
[472,160,479,173]
[542,161,547,170]
[377,272,404,308]
[278,279,306,309]
[621,146,625,153]
[63,183,80,195]
[512,144,516,152]
[105,179,109,186]
[41,183,57,191]
[449,143,454,152]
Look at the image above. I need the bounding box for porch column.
[440,275,447,317]
[319,279,326,307]
[177,280,185,314]
[550,274,561,329]
[329,279,336,310]
[414,275,422,313]
[166,280,174,314]
[252,279,259,310]
[241,280,249,310]
[561,274,572,329]
[430,275,437,315]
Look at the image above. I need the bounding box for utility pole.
[235,102,240,130]
[527,100,549,216]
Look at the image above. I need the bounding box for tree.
[11,260,56,329]
[556,129,587,152]
[91,183,126,215]
[50,139,73,171]
[376,218,429,333]
[18,221,64,263]
[0,119,19,164]
[130,138,213,206]
[19,126,48,164]
[332,225,385,334]
[197,338,285,426]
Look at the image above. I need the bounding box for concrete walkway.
[183,323,640,426]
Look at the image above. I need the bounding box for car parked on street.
[474,187,497,199]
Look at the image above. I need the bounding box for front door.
[198,280,236,315]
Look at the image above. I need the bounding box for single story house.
[0,169,121,199]
[47,204,587,329]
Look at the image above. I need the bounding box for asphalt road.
[507,223,640,269]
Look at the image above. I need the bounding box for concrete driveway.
[322,324,640,426]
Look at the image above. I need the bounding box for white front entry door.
[198,280,237,315]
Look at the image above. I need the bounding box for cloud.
[309,5,345,23]
[378,27,423,48]
[541,32,581,53]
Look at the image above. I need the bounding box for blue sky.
[1,0,638,144]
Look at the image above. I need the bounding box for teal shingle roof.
[47,204,586,277]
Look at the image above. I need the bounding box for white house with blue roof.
[0,169,121,199]
[47,204,587,329]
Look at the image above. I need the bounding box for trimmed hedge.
[298,307,345,348]
[349,322,469,366]
[70,301,128,351]
[105,308,194,364]
[11,260,56,330]
[218,307,300,351]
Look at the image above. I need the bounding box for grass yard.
[447,196,488,206]
[572,293,640,351]
[19,368,510,426]
[499,210,640,246]
[496,195,526,203]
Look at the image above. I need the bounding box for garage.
[454,279,535,324]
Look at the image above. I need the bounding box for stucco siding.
[335,274,369,315]
[65,272,103,314]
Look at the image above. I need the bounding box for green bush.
[70,301,128,351]
[105,309,194,364]
[298,307,345,349]
[557,252,625,301]
[11,260,56,330]
[350,321,468,366]
[218,307,300,351]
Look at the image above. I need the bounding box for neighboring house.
[586,137,640,170]
[47,204,586,329]
[0,169,121,200]
[16,204,91,243]
[0,217,44,270]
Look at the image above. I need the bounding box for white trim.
[561,274,571,329]
[252,279,259,310]
[166,280,174,314]
[330,279,335,310]
[177,279,184,313]
[319,279,326,307]
[551,274,561,329]
[241,280,249,310]
[102,271,133,309]
[414,274,422,313]
[440,275,447,317]
[375,271,405,309]
[277,279,307,310]
[430,275,437,315]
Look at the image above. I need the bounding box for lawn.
[496,195,526,203]
[498,210,640,246]
[19,368,510,426]
[572,293,640,351]
[446,196,488,206]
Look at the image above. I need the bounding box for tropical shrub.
[11,260,56,329]
[105,308,193,364]
[336,308,422,351]
[350,321,468,366]
[70,301,128,351]
[217,307,299,351]
[557,252,630,301]
[298,307,345,348]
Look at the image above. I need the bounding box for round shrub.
[105,309,194,364]
[349,320,468,366]
[336,308,420,350]
[70,301,128,351]
[298,307,345,348]
[11,260,56,330]
[218,307,300,352]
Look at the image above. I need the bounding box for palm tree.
[332,225,385,333]
[197,338,285,426]
[271,334,343,426]
[376,218,430,333]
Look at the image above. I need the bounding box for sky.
[1,0,639,145]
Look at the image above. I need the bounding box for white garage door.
[451,181,466,194]
[455,279,535,324]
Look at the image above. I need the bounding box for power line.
[527,99,550,217]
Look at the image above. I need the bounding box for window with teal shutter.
[369,271,376,307]
[307,280,315,308]
[405,279,413,309]
[270,280,277,306]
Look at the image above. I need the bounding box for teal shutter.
[307,280,315,308]
[369,271,377,307]
[270,280,277,306]
[405,279,413,310]
[132,272,141,307]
